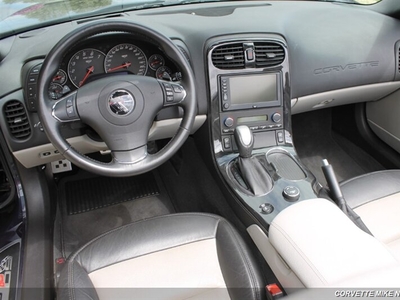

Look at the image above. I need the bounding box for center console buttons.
[283,186,300,202]
[260,203,274,214]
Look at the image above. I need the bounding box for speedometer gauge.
[105,44,147,75]
[68,48,105,88]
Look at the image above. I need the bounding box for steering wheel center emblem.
[108,90,135,115]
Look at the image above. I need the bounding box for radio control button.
[223,103,229,109]
[272,112,282,123]
[224,117,234,128]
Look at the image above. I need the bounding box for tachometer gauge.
[148,54,165,71]
[105,44,147,75]
[155,66,172,80]
[68,48,105,88]
[48,83,64,100]
[52,69,67,85]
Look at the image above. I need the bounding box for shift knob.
[234,125,254,158]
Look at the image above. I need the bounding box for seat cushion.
[341,170,400,260]
[269,199,400,288]
[58,213,264,300]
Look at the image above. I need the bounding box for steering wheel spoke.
[111,146,148,164]
[52,91,80,123]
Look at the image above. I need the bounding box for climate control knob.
[271,112,282,123]
[224,117,234,128]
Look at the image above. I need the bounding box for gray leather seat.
[58,213,265,300]
[341,170,400,260]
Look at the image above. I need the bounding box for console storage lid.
[269,198,400,287]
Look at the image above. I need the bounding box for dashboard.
[2,1,400,169]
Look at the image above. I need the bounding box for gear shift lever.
[232,125,272,196]
[234,125,254,158]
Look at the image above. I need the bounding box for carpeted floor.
[292,109,384,187]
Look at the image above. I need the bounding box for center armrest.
[269,198,400,287]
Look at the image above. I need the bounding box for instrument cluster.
[48,36,182,100]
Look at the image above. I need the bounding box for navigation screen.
[229,73,277,105]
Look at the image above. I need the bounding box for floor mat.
[57,171,174,257]
[292,109,383,187]
[65,172,159,215]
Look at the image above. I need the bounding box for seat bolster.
[340,170,400,209]
[216,219,265,300]
[58,260,98,300]
[73,213,221,274]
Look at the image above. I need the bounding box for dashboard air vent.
[254,42,285,68]
[3,100,31,140]
[212,43,245,69]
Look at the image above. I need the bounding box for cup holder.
[267,151,306,181]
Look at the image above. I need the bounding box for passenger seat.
[340,170,400,260]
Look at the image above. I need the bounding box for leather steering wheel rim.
[38,21,197,177]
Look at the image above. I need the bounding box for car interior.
[1,0,400,299]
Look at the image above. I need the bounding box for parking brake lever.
[321,159,372,235]
[321,159,347,213]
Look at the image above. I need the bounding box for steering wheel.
[38,21,196,177]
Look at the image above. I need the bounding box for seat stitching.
[88,237,217,274]
[340,170,400,187]
[68,261,75,300]
[352,192,400,209]
[68,212,221,262]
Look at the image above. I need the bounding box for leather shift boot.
[236,156,273,196]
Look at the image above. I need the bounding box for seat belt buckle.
[266,283,284,300]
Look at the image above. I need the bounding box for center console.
[207,35,320,229]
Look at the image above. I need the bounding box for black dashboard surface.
[1,1,400,155]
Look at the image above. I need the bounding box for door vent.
[254,42,285,68]
[212,43,245,69]
[3,100,31,140]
